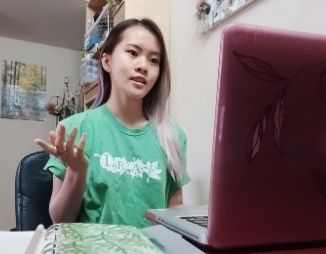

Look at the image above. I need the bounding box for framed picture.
[0,60,46,121]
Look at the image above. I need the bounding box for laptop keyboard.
[180,216,208,228]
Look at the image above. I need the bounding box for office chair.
[15,151,53,231]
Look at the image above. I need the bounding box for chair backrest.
[15,151,53,231]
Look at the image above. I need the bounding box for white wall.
[125,0,169,52]
[169,0,326,205]
[0,37,81,230]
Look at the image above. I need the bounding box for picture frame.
[196,0,259,32]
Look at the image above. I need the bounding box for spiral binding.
[40,224,60,254]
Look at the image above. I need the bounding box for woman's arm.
[49,168,86,222]
[168,189,183,207]
[35,124,88,223]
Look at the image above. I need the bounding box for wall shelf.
[84,3,109,55]
[197,0,259,32]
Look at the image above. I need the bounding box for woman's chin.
[127,91,148,100]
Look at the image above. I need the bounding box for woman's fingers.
[34,138,57,155]
[65,127,78,152]
[49,131,57,146]
[36,126,87,165]
[55,124,66,154]
[77,134,87,153]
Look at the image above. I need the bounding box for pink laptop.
[146,23,326,249]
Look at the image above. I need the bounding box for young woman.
[35,18,190,228]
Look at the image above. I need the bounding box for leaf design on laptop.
[248,96,287,162]
[233,51,285,82]
[248,112,269,162]
[273,98,286,149]
[319,69,326,101]
[236,51,326,164]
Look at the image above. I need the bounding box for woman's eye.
[150,58,160,65]
[127,50,137,57]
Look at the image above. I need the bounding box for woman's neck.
[106,97,148,129]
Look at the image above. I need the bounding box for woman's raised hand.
[34,124,88,172]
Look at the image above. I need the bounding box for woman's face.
[102,25,161,101]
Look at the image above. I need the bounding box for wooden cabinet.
[83,81,98,109]
[83,0,169,109]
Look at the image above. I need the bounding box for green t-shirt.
[44,105,190,228]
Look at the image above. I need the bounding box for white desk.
[3,226,326,254]
[0,230,34,253]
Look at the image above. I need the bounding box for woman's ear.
[101,53,111,72]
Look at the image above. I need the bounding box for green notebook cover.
[44,223,164,254]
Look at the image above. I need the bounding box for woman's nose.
[134,57,148,74]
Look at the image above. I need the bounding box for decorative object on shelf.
[0,59,47,121]
[85,4,110,56]
[106,0,123,7]
[80,57,99,86]
[196,0,259,32]
[87,0,107,13]
[45,77,83,126]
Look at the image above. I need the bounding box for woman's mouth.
[130,76,147,85]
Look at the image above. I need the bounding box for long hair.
[93,18,184,180]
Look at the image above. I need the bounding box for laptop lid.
[208,23,326,248]
[147,23,326,249]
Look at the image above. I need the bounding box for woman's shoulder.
[59,106,102,131]
[169,119,187,145]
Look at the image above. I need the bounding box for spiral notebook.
[26,223,164,254]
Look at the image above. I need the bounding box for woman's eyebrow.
[126,43,161,56]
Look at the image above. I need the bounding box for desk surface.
[203,248,326,254]
[257,249,326,254]
[2,226,326,254]
[191,241,326,254]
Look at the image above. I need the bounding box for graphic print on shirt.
[94,152,162,182]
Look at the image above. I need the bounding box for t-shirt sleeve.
[44,112,87,180]
[167,121,190,200]
[44,155,66,180]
